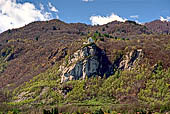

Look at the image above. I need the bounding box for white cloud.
[160,16,170,22]
[90,13,127,25]
[39,3,44,11]
[82,0,94,2]
[130,15,139,19]
[48,2,58,12]
[0,0,58,33]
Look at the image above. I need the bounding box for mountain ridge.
[0,19,170,113]
[0,19,170,88]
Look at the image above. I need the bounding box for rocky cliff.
[60,43,110,83]
[118,49,143,70]
[60,43,144,83]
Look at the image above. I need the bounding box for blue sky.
[19,0,170,23]
[0,0,170,32]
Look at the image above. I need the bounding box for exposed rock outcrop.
[60,43,111,83]
[118,49,143,70]
[60,43,144,83]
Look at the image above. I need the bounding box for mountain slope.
[0,19,88,89]
[0,19,170,113]
[145,20,170,34]
[0,19,170,91]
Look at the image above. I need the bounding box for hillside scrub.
[0,19,170,113]
[1,62,168,113]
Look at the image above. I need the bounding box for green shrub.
[93,109,104,114]
[35,36,39,41]
[53,26,57,30]
[43,108,58,114]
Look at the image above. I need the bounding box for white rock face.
[60,43,144,83]
[119,49,143,70]
[61,44,101,83]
